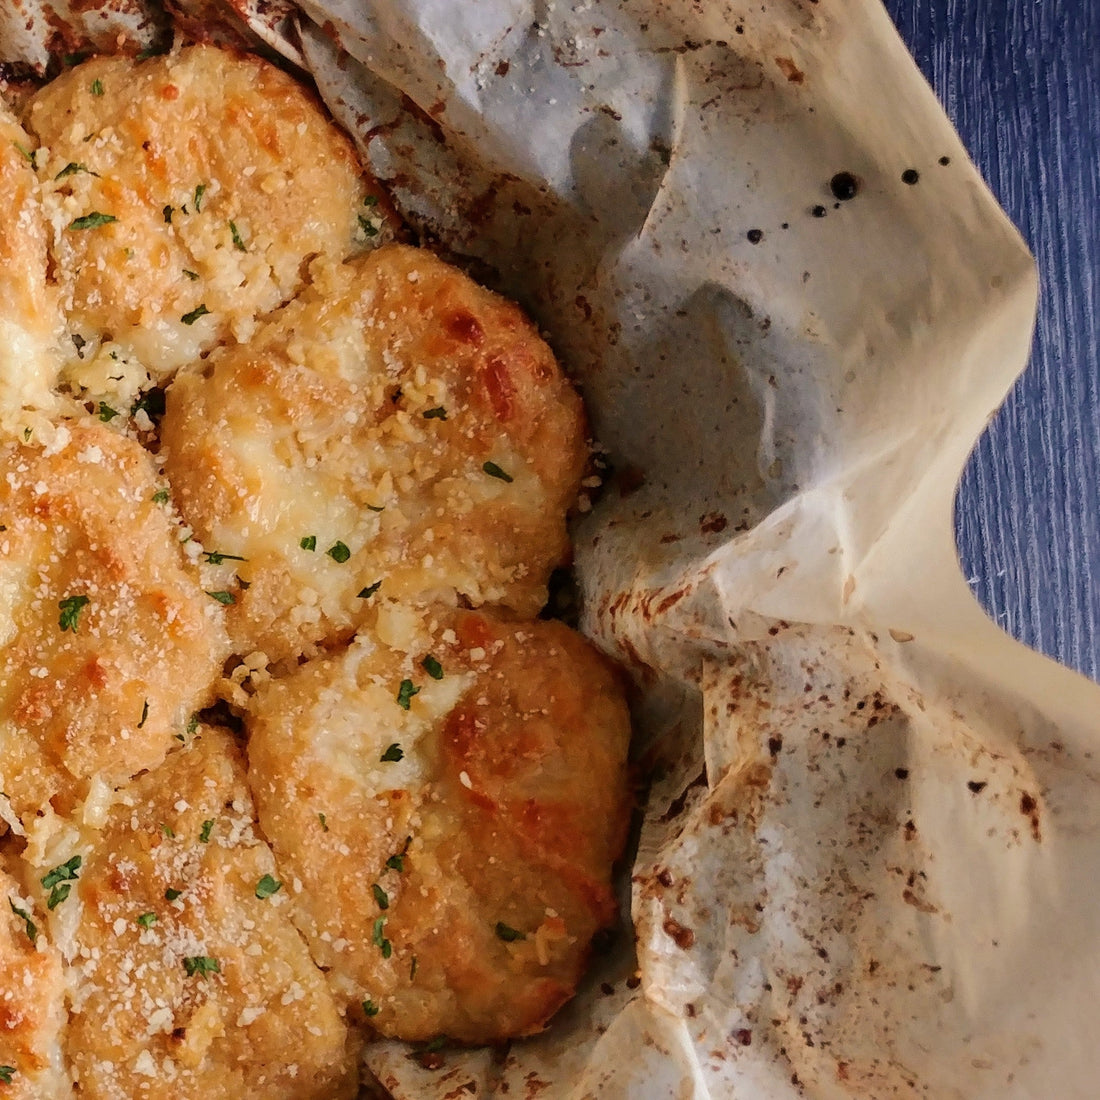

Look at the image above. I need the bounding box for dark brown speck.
[829,171,859,200]
[811,204,827,218]
[746,228,764,244]
[901,168,920,185]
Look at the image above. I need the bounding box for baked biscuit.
[0,860,67,1098]
[161,245,587,661]
[0,105,61,436]
[23,45,384,391]
[54,727,358,1098]
[245,607,631,1043]
[0,422,228,826]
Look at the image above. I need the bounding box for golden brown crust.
[23,45,387,387]
[0,105,61,435]
[0,422,229,824]
[160,245,588,662]
[245,608,631,1043]
[0,861,66,1099]
[63,727,358,1099]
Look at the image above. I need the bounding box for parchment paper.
[6,3,1100,1098]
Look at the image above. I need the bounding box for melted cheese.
[161,245,588,662]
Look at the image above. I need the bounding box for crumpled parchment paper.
[6,2,1100,1098]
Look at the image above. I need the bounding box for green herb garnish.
[421,655,443,680]
[326,541,351,563]
[183,955,220,979]
[181,304,210,325]
[203,551,245,565]
[255,874,281,900]
[8,900,36,944]
[482,461,514,483]
[69,212,116,231]
[395,680,419,710]
[58,595,90,633]
[380,743,404,763]
[372,916,392,958]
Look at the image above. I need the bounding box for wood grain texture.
[883,0,1100,682]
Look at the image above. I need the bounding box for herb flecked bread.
[0,43,631,1098]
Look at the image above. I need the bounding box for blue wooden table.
[882,1,1100,682]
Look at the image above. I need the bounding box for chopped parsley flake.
[421,655,444,680]
[255,874,281,900]
[203,550,245,565]
[372,884,389,910]
[380,742,404,763]
[357,581,382,599]
[8,900,36,944]
[91,78,104,95]
[318,812,328,832]
[136,911,157,929]
[165,887,182,901]
[495,921,525,942]
[422,1036,448,1053]
[98,402,120,422]
[186,714,199,736]
[422,406,448,420]
[205,589,235,605]
[396,680,419,710]
[326,541,351,563]
[372,916,392,958]
[363,194,379,207]
[299,535,316,552]
[362,998,380,1017]
[152,488,170,505]
[385,837,411,873]
[358,213,379,237]
[183,268,199,280]
[183,955,220,979]
[230,220,247,252]
[46,883,71,910]
[0,1065,14,1083]
[138,699,149,728]
[58,595,90,633]
[482,461,514,483]
[69,211,116,231]
[55,161,92,180]
[199,819,214,843]
[181,304,210,325]
[161,824,175,839]
[41,856,81,890]
[193,183,206,212]
[12,142,33,163]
